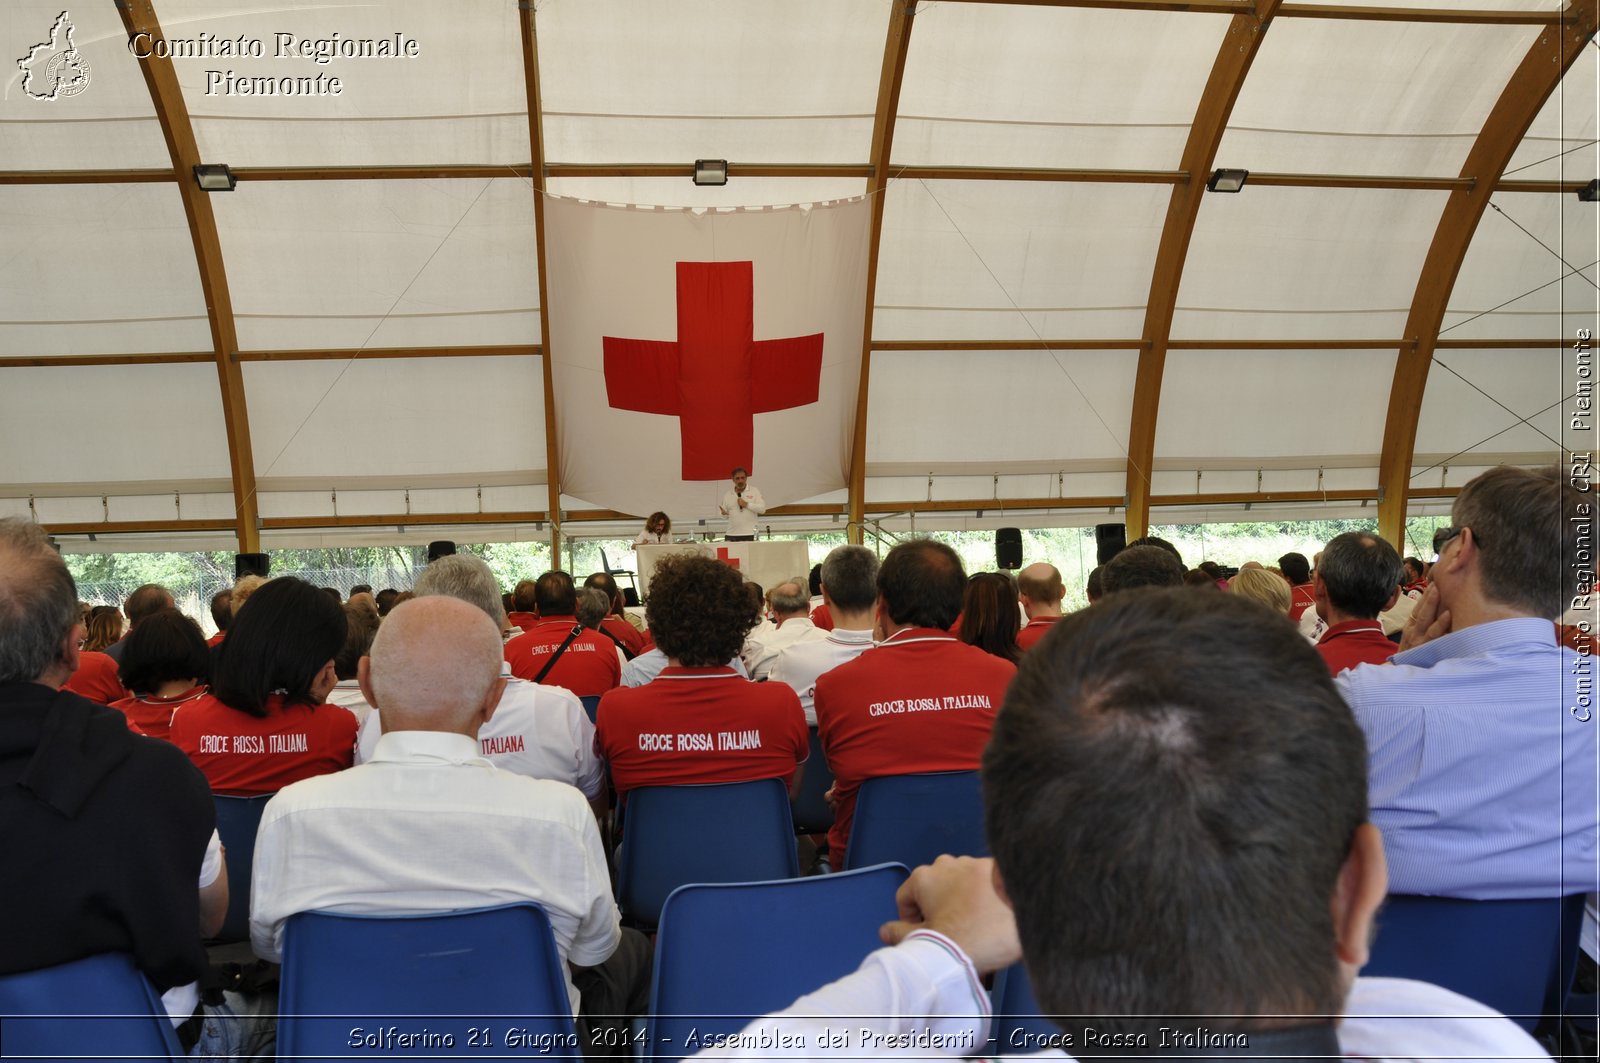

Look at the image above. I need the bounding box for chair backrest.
[1363,893,1587,1031]
[617,778,800,927]
[580,694,601,724]
[843,770,988,870]
[990,962,1060,1052]
[647,863,910,1063]
[212,793,272,943]
[790,727,834,834]
[277,903,579,1059]
[0,952,185,1061]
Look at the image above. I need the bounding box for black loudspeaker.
[1094,523,1127,566]
[427,540,457,562]
[235,552,270,578]
[996,528,1023,571]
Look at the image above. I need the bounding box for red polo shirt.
[1288,583,1317,622]
[505,616,622,696]
[169,692,357,796]
[1015,615,1061,652]
[110,685,209,742]
[506,611,539,632]
[809,604,835,632]
[1315,619,1395,675]
[595,666,808,800]
[63,650,126,706]
[814,629,1015,859]
[600,616,647,658]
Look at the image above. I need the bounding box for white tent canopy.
[1,0,1594,558]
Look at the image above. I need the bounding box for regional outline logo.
[17,11,92,101]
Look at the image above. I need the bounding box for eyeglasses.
[1432,525,1477,555]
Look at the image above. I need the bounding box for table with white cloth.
[635,541,810,602]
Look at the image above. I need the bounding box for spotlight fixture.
[1579,179,1600,203]
[693,159,728,187]
[193,163,236,192]
[1206,168,1249,193]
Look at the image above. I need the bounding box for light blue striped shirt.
[1335,617,1599,900]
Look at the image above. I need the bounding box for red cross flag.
[543,194,871,521]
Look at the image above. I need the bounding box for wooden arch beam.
[1124,0,1282,537]
[116,0,260,552]
[1376,2,1598,546]
[846,0,918,543]
[519,0,565,569]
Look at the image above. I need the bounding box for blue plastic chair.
[616,778,800,927]
[580,694,601,724]
[0,952,185,1061]
[277,903,580,1060]
[790,728,835,834]
[843,770,988,870]
[1363,893,1587,1031]
[212,793,271,943]
[990,962,1060,1052]
[646,863,910,1063]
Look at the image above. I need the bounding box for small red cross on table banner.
[715,547,741,570]
[602,261,824,480]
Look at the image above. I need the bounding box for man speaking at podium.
[719,466,766,542]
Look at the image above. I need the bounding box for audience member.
[806,563,834,632]
[110,609,211,740]
[355,555,604,810]
[743,577,826,681]
[1127,534,1183,569]
[63,607,127,705]
[814,540,1014,862]
[169,577,356,795]
[207,589,232,647]
[1015,563,1066,650]
[1280,551,1316,621]
[771,546,880,726]
[349,583,372,599]
[505,572,622,697]
[104,583,174,664]
[375,588,399,616]
[583,572,648,657]
[82,606,124,653]
[0,519,217,1029]
[508,578,539,632]
[229,574,265,619]
[1228,565,1292,614]
[1101,544,1183,594]
[694,588,1545,1060]
[1402,556,1429,595]
[1084,564,1104,604]
[326,596,381,727]
[1336,465,1598,899]
[1311,531,1403,674]
[597,555,807,803]
[957,572,1022,664]
[1183,568,1221,589]
[576,586,610,632]
[319,586,342,603]
[250,596,647,1047]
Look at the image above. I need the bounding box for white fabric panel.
[21,492,237,526]
[536,0,886,165]
[1221,22,1537,177]
[1173,187,1449,340]
[242,355,546,480]
[256,486,542,519]
[1505,48,1599,183]
[867,349,1134,466]
[1149,466,1378,498]
[1155,349,1397,460]
[0,184,211,356]
[874,180,1167,341]
[213,178,539,351]
[1449,192,1600,338]
[157,0,528,166]
[543,177,867,208]
[1286,0,1560,8]
[893,6,1227,171]
[0,363,230,482]
[0,2,170,169]
[1413,348,1567,464]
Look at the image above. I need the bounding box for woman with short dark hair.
[170,577,357,795]
[957,571,1022,664]
[110,608,211,741]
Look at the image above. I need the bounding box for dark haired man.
[208,588,232,647]
[103,582,175,664]
[771,546,880,725]
[1101,544,1183,594]
[596,555,806,804]
[505,571,621,697]
[1337,465,1598,901]
[583,572,648,658]
[718,466,765,541]
[690,590,1542,1060]
[814,540,1014,862]
[1312,532,1403,674]
[1279,551,1316,621]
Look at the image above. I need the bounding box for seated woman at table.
[170,577,355,795]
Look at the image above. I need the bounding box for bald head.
[360,596,506,736]
[1017,562,1066,617]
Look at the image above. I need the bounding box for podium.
[636,541,810,602]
